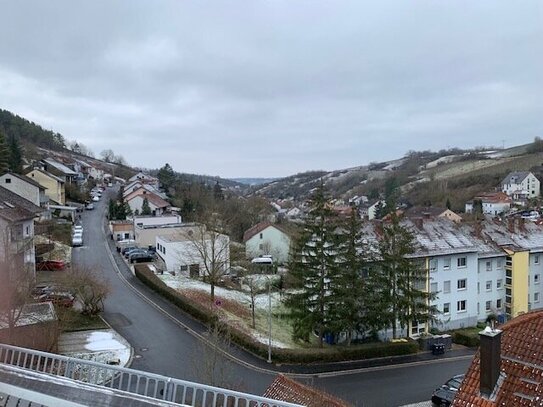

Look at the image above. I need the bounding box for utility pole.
[267,278,272,364]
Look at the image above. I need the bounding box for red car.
[36,260,66,271]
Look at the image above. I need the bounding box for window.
[429,258,437,272]
[443,258,451,270]
[486,301,491,311]
[497,279,503,289]
[162,247,166,254]
[443,303,450,314]
[486,261,492,271]
[497,259,503,269]
[179,265,188,272]
[259,244,264,250]
[535,274,540,284]
[497,299,502,309]
[535,255,540,265]
[259,233,263,239]
[4,178,11,184]
[535,292,540,303]
[486,281,492,291]
[477,282,480,294]
[443,280,451,294]
[457,279,467,290]
[430,282,438,293]
[457,300,466,312]
[457,257,467,268]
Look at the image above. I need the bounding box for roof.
[0,186,43,222]
[243,221,293,242]
[405,206,451,218]
[0,172,46,190]
[43,158,78,176]
[502,171,532,185]
[27,168,65,184]
[125,191,170,208]
[472,192,512,204]
[453,310,543,407]
[263,375,352,407]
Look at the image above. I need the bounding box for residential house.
[404,206,462,223]
[452,310,543,406]
[109,220,135,242]
[0,186,42,278]
[88,166,104,180]
[465,191,512,216]
[125,191,170,216]
[124,184,168,201]
[359,199,384,220]
[128,172,159,188]
[243,221,293,264]
[26,169,65,205]
[41,158,78,184]
[501,171,540,199]
[156,227,230,277]
[0,172,48,208]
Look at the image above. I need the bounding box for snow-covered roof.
[43,158,78,176]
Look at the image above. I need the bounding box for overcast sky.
[1,1,542,178]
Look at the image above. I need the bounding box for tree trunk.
[210,283,215,301]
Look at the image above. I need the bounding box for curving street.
[71,189,472,407]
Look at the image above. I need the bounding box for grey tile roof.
[0,186,43,222]
[501,171,531,185]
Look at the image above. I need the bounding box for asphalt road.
[71,189,472,407]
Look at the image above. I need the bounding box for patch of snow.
[251,331,290,349]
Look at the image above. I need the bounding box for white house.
[465,192,512,216]
[0,172,47,208]
[135,222,195,248]
[125,192,170,216]
[501,171,540,199]
[359,200,384,220]
[243,222,293,264]
[156,229,230,278]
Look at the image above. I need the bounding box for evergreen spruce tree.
[285,183,340,347]
[7,134,23,173]
[367,215,437,338]
[331,207,369,345]
[0,132,9,175]
[141,197,152,215]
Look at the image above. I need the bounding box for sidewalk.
[58,328,133,368]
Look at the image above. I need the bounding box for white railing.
[0,343,302,407]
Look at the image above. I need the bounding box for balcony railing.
[0,343,302,407]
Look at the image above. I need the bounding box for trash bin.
[432,343,445,355]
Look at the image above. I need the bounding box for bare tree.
[60,265,109,315]
[178,220,230,302]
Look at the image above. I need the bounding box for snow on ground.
[158,273,282,310]
[251,331,290,349]
[59,329,131,369]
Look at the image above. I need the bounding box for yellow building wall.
[27,170,65,205]
[504,248,529,318]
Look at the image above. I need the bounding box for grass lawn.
[57,308,109,332]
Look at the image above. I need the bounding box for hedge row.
[134,265,419,363]
[451,330,480,348]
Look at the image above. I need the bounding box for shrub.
[451,330,480,347]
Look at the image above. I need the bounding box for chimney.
[507,218,515,234]
[479,326,502,398]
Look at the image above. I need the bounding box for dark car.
[129,252,155,263]
[36,260,66,271]
[431,374,464,406]
[125,248,146,259]
[121,246,138,256]
[39,292,75,308]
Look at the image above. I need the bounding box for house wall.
[127,195,165,216]
[27,170,65,204]
[0,174,40,206]
[133,215,182,228]
[476,256,506,321]
[502,173,540,198]
[245,226,291,264]
[156,234,230,277]
[429,252,479,330]
[482,202,510,215]
[529,252,543,311]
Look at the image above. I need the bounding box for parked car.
[126,248,148,259]
[72,234,83,247]
[92,195,100,202]
[86,203,94,210]
[39,292,75,308]
[73,225,83,233]
[36,260,66,271]
[121,246,138,256]
[129,252,155,263]
[431,374,464,406]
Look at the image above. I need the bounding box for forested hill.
[0,109,67,151]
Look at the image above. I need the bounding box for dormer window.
[5,178,11,184]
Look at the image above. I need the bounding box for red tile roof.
[243,221,293,242]
[263,375,352,407]
[453,310,543,407]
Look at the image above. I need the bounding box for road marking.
[100,214,473,379]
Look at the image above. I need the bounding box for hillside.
[250,142,541,210]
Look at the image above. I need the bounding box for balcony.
[0,343,301,407]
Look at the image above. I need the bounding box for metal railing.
[0,343,302,407]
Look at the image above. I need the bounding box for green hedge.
[135,265,419,363]
[451,330,480,347]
